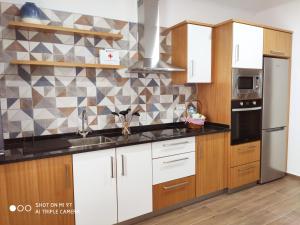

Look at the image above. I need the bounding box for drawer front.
[153,176,195,211]
[153,152,195,185]
[231,141,260,167]
[152,137,195,159]
[229,161,260,189]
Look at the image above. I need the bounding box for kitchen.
[0,0,299,225]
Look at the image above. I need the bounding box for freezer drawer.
[260,127,287,183]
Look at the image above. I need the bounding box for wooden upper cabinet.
[171,23,212,84]
[196,133,229,197]
[0,156,75,225]
[232,23,263,69]
[263,28,292,58]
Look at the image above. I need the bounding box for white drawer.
[152,152,195,185]
[152,137,195,159]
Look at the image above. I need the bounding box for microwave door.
[238,77,254,90]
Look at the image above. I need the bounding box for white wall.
[4,0,254,26]
[159,0,253,27]
[3,0,138,22]
[254,1,300,176]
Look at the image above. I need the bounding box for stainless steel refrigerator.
[260,57,289,184]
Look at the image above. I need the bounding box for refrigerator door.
[260,127,287,183]
[262,57,289,129]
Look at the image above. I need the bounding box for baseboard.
[119,189,227,225]
[227,182,257,194]
[286,173,300,179]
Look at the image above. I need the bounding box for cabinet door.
[1,160,41,225]
[232,23,263,69]
[73,149,117,225]
[116,144,152,222]
[187,24,212,83]
[263,29,292,58]
[196,133,228,197]
[0,156,75,225]
[36,156,75,225]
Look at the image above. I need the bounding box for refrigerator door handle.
[263,127,286,132]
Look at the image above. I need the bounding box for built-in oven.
[231,99,262,145]
[232,68,263,100]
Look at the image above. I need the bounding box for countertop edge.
[0,125,230,165]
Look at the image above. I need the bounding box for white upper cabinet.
[116,143,153,222]
[232,23,263,69]
[187,24,212,83]
[73,149,117,225]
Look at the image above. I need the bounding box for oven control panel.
[232,99,262,109]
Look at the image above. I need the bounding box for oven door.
[231,107,262,145]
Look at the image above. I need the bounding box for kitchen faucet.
[78,109,90,138]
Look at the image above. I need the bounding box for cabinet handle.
[110,156,115,178]
[163,157,189,164]
[235,44,240,63]
[238,146,256,153]
[270,50,284,56]
[163,181,189,190]
[121,155,126,176]
[191,60,194,77]
[162,141,189,147]
[238,165,256,172]
[65,164,71,189]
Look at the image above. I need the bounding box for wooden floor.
[138,176,300,225]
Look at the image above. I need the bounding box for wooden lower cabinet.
[196,133,229,197]
[0,156,75,225]
[229,141,261,189]
[230,141,260,167]
[229,161,260,189]
[153,176,195,210]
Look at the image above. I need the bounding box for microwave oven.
[232,68,263,100]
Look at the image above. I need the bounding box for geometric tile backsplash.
[0,2,197,139]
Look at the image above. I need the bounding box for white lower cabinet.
[73,149,118,225]
[117,144,153,222]
[73,143,153,225]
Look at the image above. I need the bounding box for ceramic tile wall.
[0,2,196,139]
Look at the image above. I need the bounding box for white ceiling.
[197,0,296,12]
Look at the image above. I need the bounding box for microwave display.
[238,77,253,89]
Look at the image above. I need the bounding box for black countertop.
[0,122,230,164]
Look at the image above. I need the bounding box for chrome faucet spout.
[78,109,90,138]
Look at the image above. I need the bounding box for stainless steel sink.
[68,136,115,148]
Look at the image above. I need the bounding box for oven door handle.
[232,107,262,112]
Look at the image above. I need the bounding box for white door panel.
[116,143,153,222]
[73,149,117,225]
[232,23,263,69]
[187,24,212,83]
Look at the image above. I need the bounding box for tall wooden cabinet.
[196,133,229,197]
[198,20,292,191]
[0,156,75,225]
